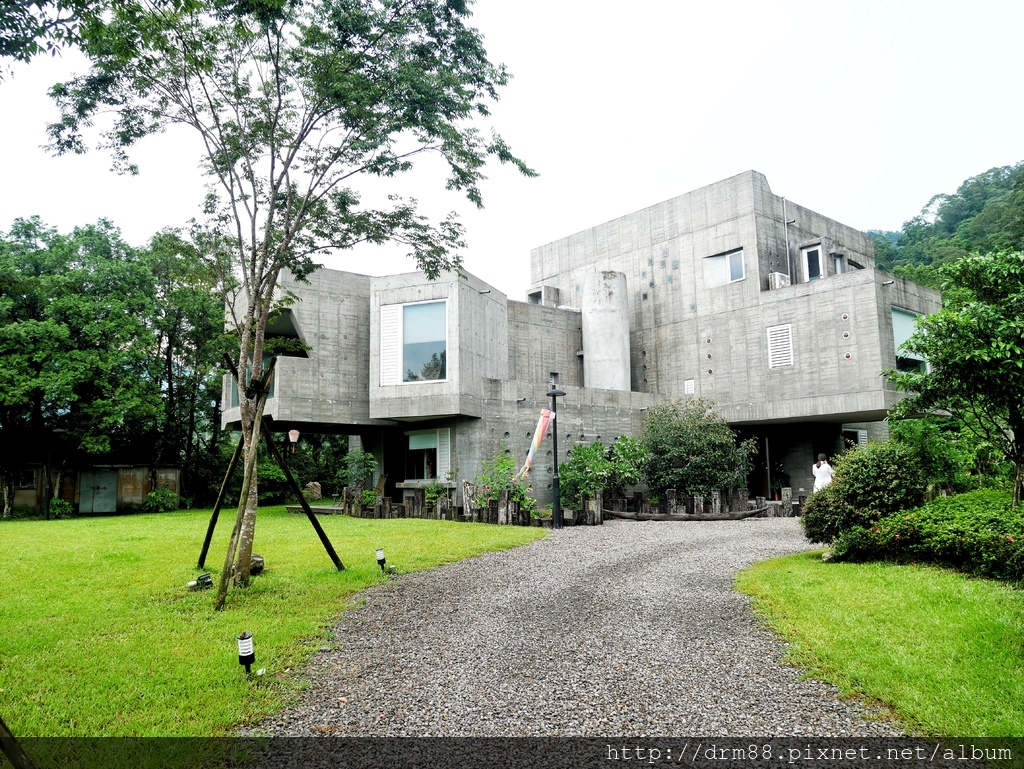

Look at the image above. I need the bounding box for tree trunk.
[214,361,273,610]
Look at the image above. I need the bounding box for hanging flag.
[517,408,554,480]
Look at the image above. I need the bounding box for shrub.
[473,442,536,516]
[802,441,928,543]
[49,499,75,518]
[337,449,378,488]
[830,490,1024,583]
[141,488,178,513]
[640,399,755,497]
[559,442,612,510]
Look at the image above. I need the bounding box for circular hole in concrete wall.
[526,431,531,438]
[842,332,850,339]
[565,434,572,440]
[579,435,586,441]
[842,313,850,321]
[708,369,713,375]
[504,431,510,439]
[844,352,852,360]
[706,338,712,344]
[707,353,712,359]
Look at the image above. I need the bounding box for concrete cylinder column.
[582,271,630,391]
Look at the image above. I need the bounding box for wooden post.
[594,489,604,525]
[497,490,509,525]
[197,432,244,568]
[0,714,36,769]
[734,488,749,512]
[261,425,345,571]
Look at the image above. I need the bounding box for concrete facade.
[223,171,941,506]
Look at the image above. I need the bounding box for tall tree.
[144,230,229,500]
[0,217,161,516]
[888,251,1024,506]
[46,0,533,602]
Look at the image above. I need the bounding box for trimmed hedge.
[829,489,1024,583]
[801,441,927,544]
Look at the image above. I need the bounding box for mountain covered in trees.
[870,161,1024,288]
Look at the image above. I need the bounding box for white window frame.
[801,245,824,282]
[404,427,451,481]
[703,249,745,289]
[380,300,448,386]
[766,324,794,368]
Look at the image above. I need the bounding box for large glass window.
[703,249,744,288]
[404,428,451,481]
[892,307,926,372]
[402,301,447,382]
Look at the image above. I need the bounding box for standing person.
[812,453,834,492]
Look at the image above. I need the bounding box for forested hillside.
[869,161,1024,288]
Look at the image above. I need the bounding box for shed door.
[80,470,117,513]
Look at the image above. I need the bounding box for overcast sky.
[1,0,1021,301]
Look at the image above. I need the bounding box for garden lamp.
[237,631,255,674]
[376,548,386,572]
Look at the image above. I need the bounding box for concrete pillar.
[582,271,630,391]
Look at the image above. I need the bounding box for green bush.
[141,488,178,513]
[830,489,1024,583]
[802,441,928,544]
[640,399,755,497]
[49,499,75,518]
[473,442,536,517]
[559,442,612,510]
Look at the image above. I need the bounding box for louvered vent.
[766,324,794,368]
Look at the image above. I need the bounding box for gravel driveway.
[253,518,902,737]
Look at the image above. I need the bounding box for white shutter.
[436,428,451,480]
[766,324,794,368]
[380,304,401,385]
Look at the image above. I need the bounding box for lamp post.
[546,383,566,529]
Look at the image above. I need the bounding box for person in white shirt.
[812,453,834,492]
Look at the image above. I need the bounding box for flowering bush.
[829,489,1024,584]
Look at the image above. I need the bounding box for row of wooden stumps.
[197,357,344,610]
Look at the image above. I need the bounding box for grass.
[736,550,1024,736]
[0,506,545,737]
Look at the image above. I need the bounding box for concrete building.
[222,171,941,506]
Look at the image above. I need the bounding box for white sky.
[1,0,1021,301]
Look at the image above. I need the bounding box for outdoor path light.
[237,632,255,674]
[376,548,386,571]
[546,382,566,529]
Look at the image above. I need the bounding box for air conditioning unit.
[768,271,791,290]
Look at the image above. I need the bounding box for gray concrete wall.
[506,300,583,388]
[221,268,381,430]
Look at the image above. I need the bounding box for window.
[230,358,278,407]
[766,324,794,368]
[892,308,926,372]
[380,301,447,385]
[833,253,845,274]
[703,249,744,288]
[405,428,451,481]
[684,379,695,395]
[802,246,824,282]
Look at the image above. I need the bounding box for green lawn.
[736,550,1024,736]
[0,507,545,737]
